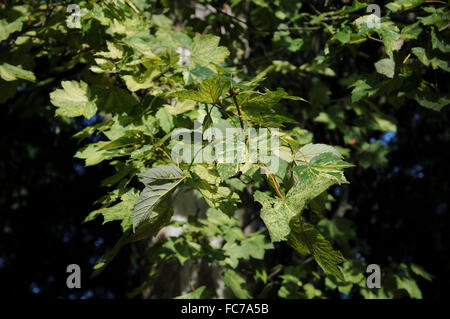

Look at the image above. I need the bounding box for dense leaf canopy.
[0,0,449,299]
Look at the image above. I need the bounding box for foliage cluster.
[1,0,448,298]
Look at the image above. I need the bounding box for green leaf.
[0,15,24,41]
[0,63,36,82]
[123,33,160,57]
[96,41,124,59]
[410,264,433,281]
[100,88,138,114]
[386,0,424,13]
[174,286,214,299]
[223,233,274,266]
[335,0,367,15]
[289,216,346,281]
[303,283,323,299]
[222,269,252,299]
[411,47,450,72]
[233,88,303,127]
[0,80,18,103]
[138,164,184,185]
[376,23,402,58]
[295,143,343,164]
[333,27,351,44]
[418,7,449,29]
[191,165,221,185]
[100,130,145,151]
[431,28,450,53]
[255,151,351,278]
[356,141,390,168]
[293,152,353,183]
[122,68,161,92]
[193,182,240,216]
[410,81,450,111]
[85,189,138,229]
[309,191,329,216]
[162,236,202,265]
[190,34,230,70]
[50,81,97,119]
[372,112,397,132]
[318,217,357,248]
[375,58,395,79]
[256,151,352,243]
[169,75,228,104]
[101,162,136,187]
[401,22,423,40]
[133,164,185,230]
[165,100,197,115]
[254,191,292,242]
[75,141,130,166]
[241,234,274,259]
[349,75,385,104]
[395,275,422,299]
[156,107,174,133]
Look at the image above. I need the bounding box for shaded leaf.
[169,75,228,104]
[289,217,346,281]
[222,269,252,299]
[133,165,185,230]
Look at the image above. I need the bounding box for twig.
[267,267,283,282]
[366,34,383,43]
[439,23,450,32]
[207,3,322,32]
[425,0,447,5]
[229,87,245,129]
[261,164,285,200]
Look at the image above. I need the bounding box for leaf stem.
[425,0,447,5]
[366,34,383,43]
[261,164,285,200]
[231,91,245,129]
